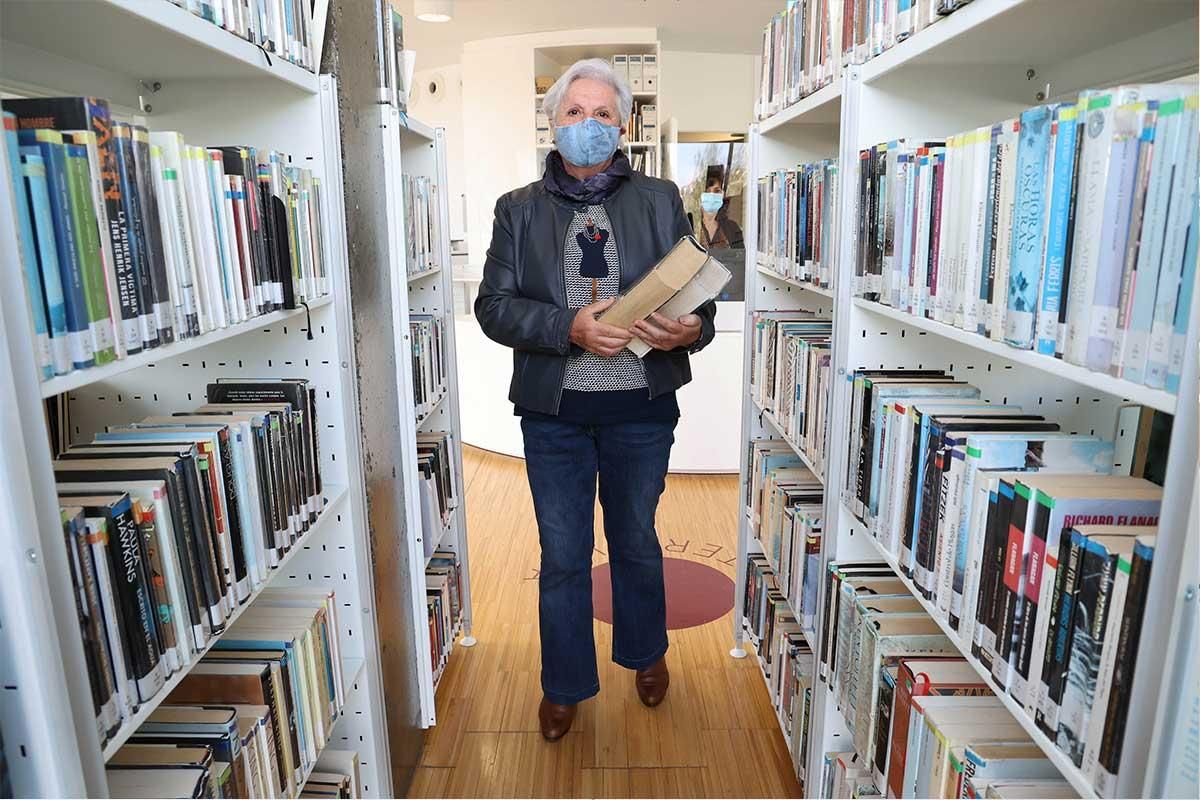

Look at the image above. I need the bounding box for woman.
[698,175,744,249]
[474,58,717,741]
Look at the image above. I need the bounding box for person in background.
[698,174,744,249]
[474,57,717,741]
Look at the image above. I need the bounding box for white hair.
[542,57,633,127]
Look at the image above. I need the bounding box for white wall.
[660,49,757,133]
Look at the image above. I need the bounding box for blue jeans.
[521,416,675,705]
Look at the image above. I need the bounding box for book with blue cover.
[1003,104,1054,348]
[18,129,95,371]
[20,151,73,377]
[1118,96,1186,382]
[1036,103,1081,356]
[3,111,52,379]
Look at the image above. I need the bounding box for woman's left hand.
[631,313,702,351]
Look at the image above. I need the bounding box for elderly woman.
[474,58,716,740]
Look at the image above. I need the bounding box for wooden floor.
[407,446,803,799]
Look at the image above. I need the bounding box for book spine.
[21,132,95,370]
[1165,178,1198,394]
[86,517,136,718]
[20,152,72,376]
[1094,538,1153,797]
[1108,112,1157,377]
[1010,489,1051,707]
[4,115,53,379]
[1082,549,1130,781]
[63,143,117,364]
[63,510,121,739]
[1004,105,1053,348]
[149,144,192,337]
[68,130,125,361]
[992,480,1032,688]
[113,125,159,349]
[990,120,1019,340]
[1085,103,1145,371]
[981,125,1003,334]
[110,502,166,702]
[1057,538,1118,766]
[1037,106,1080,354]
[1040,528,1085,736]
[1120,98,1184,382]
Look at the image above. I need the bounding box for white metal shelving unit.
[381,110,475,728]
[735,1,1200,797]
[0,2,398,796]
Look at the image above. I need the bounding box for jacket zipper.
[551,203,572,414]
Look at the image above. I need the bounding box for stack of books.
[3,98,330,385]
[104,588,345,798]
[401,174,443,277]
[626,100,658,143]
[749,313,834,474]
[756,0,976,120]
[168,0,318,73]
[426,548,465,686]
[756,160,840,291]
[851,83,1199,395]
[52,378,328,748]
[410,314,447,419]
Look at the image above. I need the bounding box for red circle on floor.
[591,557,734,630]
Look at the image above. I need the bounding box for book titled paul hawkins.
[597,236,731,358]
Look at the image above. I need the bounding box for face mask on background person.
[554,117,621,168]
[700,191,724,214]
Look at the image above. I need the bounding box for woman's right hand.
[569,298,632,358]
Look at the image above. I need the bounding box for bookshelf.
[532,41,663,177]
[736,1,1199,798]
[383,112,476,727]
[0,7,447,798]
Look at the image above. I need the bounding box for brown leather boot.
[635,657,670,707]
[538,697,577,741]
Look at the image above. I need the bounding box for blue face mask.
[700,192,724,213]
[554,117,621,168]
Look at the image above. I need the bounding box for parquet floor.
[406,446,803,799]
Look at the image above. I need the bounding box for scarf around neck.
[543,148,633,205]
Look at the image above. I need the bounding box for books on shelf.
[50,378,329,751]
[749,313,833,474]
[168,0,318,73]
[401,174,443,277]
[756,160,840,291]
[104,586,344,799]
[3,97,331,385]
[850,84,1199,395]
[627,100,658,145]
[411,314,447,419]
[755,0,977,121]
[426,548,464,685]
[609,54,657,94]
[836,381,1165,792]
[742,553,817,794]
[416,432,457,560]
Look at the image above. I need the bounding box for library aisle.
[408,446,802,799]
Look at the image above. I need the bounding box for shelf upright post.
[433,126,475,647]
[1124,269,1200,798]
[731,122,763,660]
[320,74,394,797]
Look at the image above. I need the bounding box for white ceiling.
[395,0,782,67]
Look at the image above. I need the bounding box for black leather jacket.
[475,171,718,416]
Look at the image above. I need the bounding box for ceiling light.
[415,0,453,22]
